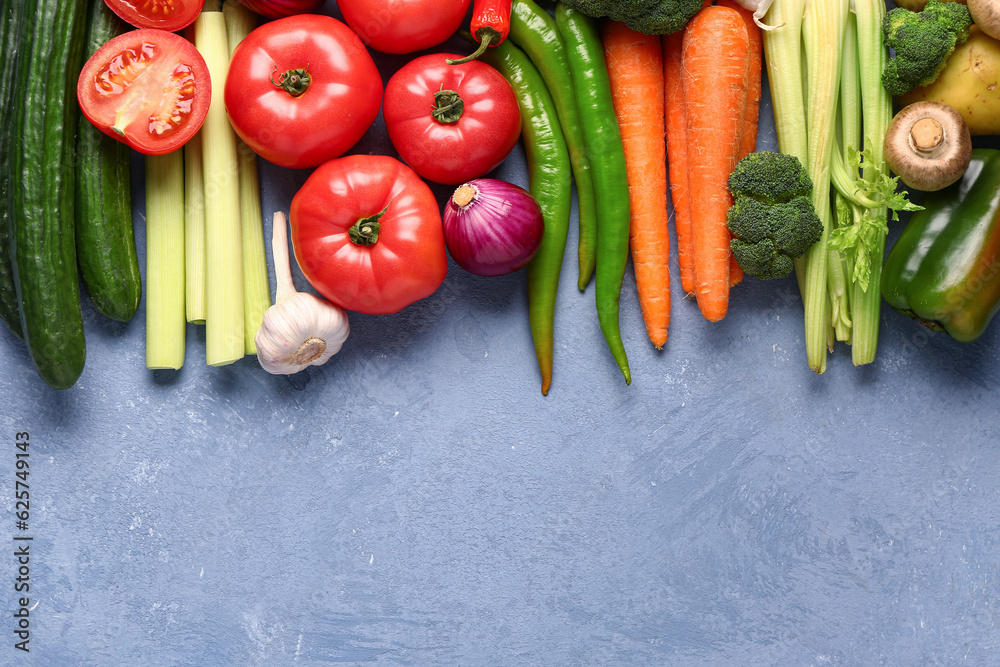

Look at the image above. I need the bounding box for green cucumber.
[75,0,141,322]
[0,0,25,338]
[8,0,89,389]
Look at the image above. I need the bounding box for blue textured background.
[4,1,1000,664]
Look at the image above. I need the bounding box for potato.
[893,0,966,10]
[898,27,1000,136]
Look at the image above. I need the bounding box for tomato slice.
[103,0,204,32]
[77,29,210,156]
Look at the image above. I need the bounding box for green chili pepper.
[554,3,631,385]
[509,0,597,291]
[882,148,1000,343]
[482,39,571,395]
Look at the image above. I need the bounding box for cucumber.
[75,0,141,322]
[8,0,89,389]
[0,0,25,338]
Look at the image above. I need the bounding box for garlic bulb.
[255,211,349,375]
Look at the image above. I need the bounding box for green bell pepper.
[882,148,1000,343]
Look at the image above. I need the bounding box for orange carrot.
[602,21,670,348]
[663,1,710,297]
[718,0,763,288]
[663,32,695,297]
[681,5,750,322]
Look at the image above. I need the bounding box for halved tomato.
[104,0,204,32]
[77,29,210,156]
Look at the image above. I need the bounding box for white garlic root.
[254,211,349,375]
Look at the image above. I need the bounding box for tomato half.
[337,0,472,54]
[77,29,210,156]
[290,155,448,315]
[383,54,522,185]
[104,0,204,32]
[225,14,383,170]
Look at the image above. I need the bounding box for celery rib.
[223,0,270,355]
[195,11,244,366]
[145,151,186,370]
[183,132,207,324]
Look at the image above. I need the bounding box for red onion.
[239,0,324,19]
[442,179,544,277]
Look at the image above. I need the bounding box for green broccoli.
[881,0,973,96]
[726,152,823,281]
[561,0,704,35]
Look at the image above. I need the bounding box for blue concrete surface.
[3,1,1000,664]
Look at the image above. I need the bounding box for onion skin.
[443,179,545,277]
[239,0,324,19]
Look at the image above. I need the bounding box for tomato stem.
[432,89,464,124]
[270,65,311,97]
[348,205,389,246]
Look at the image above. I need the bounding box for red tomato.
[224,15,383,170]
[239,0,324,19]
[77,29,210,156]
[290,155,448,315]
[104,0,204,32]
[337,0,472,54]
[383,54,522,185]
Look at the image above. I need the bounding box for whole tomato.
[383,54,522,185]
[337,0,472,54]
[224,14,383,169]
[290,155,448,315]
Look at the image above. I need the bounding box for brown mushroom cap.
[968,0,1000,41]
[884,101,972,192]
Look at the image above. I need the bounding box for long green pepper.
[555,4,631,385]
[509,0,598,291]
[482,40,571,396]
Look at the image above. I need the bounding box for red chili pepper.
[446,0,512,65]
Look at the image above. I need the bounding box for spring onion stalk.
[145,151,186,370]
[848,0,892,366]
[183,131,207,324]
[223,0,270,355]
[195,10,244,366]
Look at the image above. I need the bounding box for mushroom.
[884,101,972,192]
[968,0,1000,41]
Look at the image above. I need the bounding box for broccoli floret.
[727,150,813,204]
[725,152,823,281]
[561,0,704,35]
[881,0,973,96]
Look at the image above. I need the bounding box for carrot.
[718,0,763,288]
[663,0,710,297]
[602,21,670,349]
[681,5,749,322]
[663,32,694,296]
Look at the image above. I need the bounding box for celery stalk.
[183,132,207,324]
[829,11,861,344]
[223,0,269,355]
[195,11,244,366]
[145,151,186,370]
[799,0,848,374]
[850,0,892,367]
